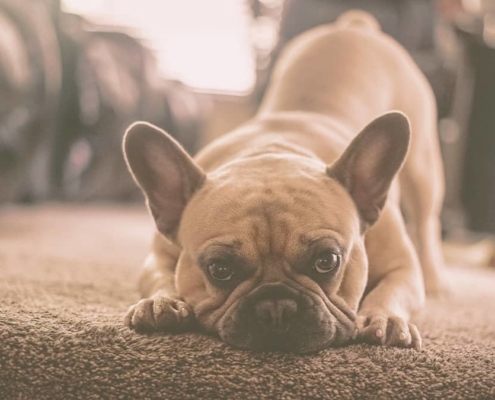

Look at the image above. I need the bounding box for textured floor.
[0,205,494,399]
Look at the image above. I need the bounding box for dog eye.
[208,261,234,281]
[313,251,340,274]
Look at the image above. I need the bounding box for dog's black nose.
[254,298,298,333]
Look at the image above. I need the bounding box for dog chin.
[216,312,342,353]
[218,324,340,353]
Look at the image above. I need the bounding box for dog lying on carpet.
[122,10,447,353]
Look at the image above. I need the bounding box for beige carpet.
[1,205,494,399]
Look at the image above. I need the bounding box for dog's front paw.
[124,297,195,333]
[353,313,422,350]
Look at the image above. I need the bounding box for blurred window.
[62,0,256,94]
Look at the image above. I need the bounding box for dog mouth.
[217,311,347,353]
[215,284,354,353]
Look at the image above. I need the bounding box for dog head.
[123,112,410,353]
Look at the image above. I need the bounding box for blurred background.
[0,0,494,265]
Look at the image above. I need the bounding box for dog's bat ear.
[123,122,206,241]
[327,111,410,227]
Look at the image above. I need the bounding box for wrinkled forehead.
[179,169,359,260]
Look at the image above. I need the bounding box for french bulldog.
[122,10,448,353]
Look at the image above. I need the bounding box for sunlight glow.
[62,0,256,94]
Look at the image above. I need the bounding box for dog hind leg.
[399,114,450,296]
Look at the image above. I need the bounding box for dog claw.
[179,307,189,318]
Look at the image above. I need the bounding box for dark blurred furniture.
[51,13,207,201]
[0,0,61,203]
[454,13,495,233]
[0,2,207,204]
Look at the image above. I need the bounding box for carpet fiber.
[1,205,494,399]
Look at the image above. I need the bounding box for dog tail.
[336,10,381,32]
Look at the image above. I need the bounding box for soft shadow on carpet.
[0,205,494,399]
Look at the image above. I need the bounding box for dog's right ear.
[123,122,205,241]
[327,112,410,229]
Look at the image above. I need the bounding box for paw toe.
[153,298,182,331]
[131,299,156,332]
[408,323,422,350]
[124,304,136,329]
[386,316,411,347]
[361,314,388,345]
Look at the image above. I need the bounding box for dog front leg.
[356,205,425,349]
[124,234,196,333]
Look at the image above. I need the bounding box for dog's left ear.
[123,122,205,241]
[327,111,410,227]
